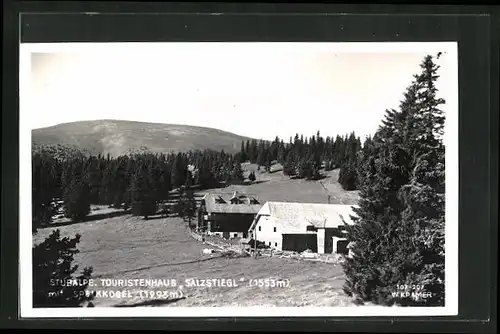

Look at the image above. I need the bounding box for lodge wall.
[198,211,256,236]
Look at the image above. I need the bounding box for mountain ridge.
[32,119,259,157]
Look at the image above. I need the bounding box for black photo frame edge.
[1,2,498,333]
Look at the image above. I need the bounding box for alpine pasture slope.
[32,164,359,307]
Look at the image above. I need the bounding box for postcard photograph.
[19,42,458,317]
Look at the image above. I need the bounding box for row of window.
[232,233,248,238]
[268,241,278,247]
[257,226,277,232]
[211,233,248,238]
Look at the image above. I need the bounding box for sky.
[27,43,457,141]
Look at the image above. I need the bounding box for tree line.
[33,132,364,229]
[237,131,362,185]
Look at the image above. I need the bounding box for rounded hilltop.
[32,119,256,157]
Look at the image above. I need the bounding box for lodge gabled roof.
[249,201,358,233]
[201,191,262,214]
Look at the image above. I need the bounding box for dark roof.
[201,191,262,214]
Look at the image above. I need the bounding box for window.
[275,242,277,247]
[258,226,261,231]
[273,227,276,232]
[249,198,260,204]
[269,242,271,246]
[243,232,247,238]
[234,233,238,238]
[215,196,227,204]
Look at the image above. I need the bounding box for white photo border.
[19,41,459,318]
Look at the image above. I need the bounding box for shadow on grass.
[268,169,283,174]
[42,209,130,229]
[114,297,186,307]
[288,174,330,181]
[138,213,178,221]
[242,180,269,186]
[95,254,223,278]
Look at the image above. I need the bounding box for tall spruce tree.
[85,156,101,204]
[240,141,248,162]
[338,132,361,190]
[283,158,296,177]
[130,160,157,219]
[196,157,218,189]
[175,176,198,227]
[32,152,58,232]
[99,159,114,206]
[342,54,446,306]
[62,158,91,222]
[171,153,187,190]
[338,159,357,190]
[111,157,129,209]
[229,161,244,185]
[257,148,267,168]
[396,55,446,305]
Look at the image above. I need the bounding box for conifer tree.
[342,54,446,306]
[111,157,129,209]
[175,176,198,228]
[122,156,136,210]
[85,156,101,204]
[245,140,251,159]
[130,160,157,219]
[296,158,307,179]
[32,152,58,232]
[338,160,357,190]
[229,161,244,185]
[196,157,218,189]
[62,159,91,222]
[257,148,267,167]
[264,155,272,173]
[333,135,344,168]
[338,132,361,190]
[99,160,114,206]
[171,153,187,189]
[283,159,296,177]
[148,155,163,204]
[277,140,286,164]
[249,139,259,163]
[396,55,446,305]
[240,141,248,162]
[32,230,94,307]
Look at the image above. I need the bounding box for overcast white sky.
[27,43,457,141]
